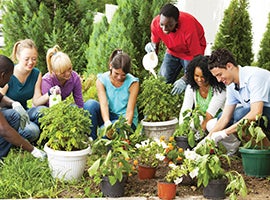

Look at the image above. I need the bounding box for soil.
[124,155,270,199]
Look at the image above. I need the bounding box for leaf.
[88,159,101,176]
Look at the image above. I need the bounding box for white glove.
[171,78,187,95]
[49,86,61,95]
[31,147,47,160]
[145,42,156,53]
[210,130,229,144]
[12,102,30,130]
[104,120,112,127]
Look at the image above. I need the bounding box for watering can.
[142,51,158,78]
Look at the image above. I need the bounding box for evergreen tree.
[1,0,94,74]
[85,0,174,80]
[257,12,270,71]
[212,0,253,66]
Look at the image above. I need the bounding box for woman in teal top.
[84,49,139,140]
[1,39,50,142]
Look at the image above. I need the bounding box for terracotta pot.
[138,164,156,180]
[157,181,176,200]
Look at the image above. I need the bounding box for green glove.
[12,102,30,130]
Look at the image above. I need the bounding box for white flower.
[184,149,200,160]
[156,153,165,161]
[174,177,183,185]
[168,163,177,169]
[189,167,199,179]
[141,139,150,147]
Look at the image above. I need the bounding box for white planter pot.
[44,143,91,181]
[141,117,178,140]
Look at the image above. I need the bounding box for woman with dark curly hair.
[179,55,226,132]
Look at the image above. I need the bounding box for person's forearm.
[0,94,14,108]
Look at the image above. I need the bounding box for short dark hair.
[160,3,179,21]
[208,48,238,70]
[0,55,14,74]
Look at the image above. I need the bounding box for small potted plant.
[37,100,92,181]
[163,136,185,165]
[237,114,270,177]
[180,139,247,199]
[88,117,135,197]
[134,136,166,179]
[173,105,205,149]
[138,75,180,140]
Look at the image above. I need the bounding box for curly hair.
[186,55,226,93]
[208,48,238,70]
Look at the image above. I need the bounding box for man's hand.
[210,130,229,144]
[12,102,30,130]
[171,78,187,95]
[145,42,156,53]
[31,147,47,160]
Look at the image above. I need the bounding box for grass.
[0,148,101,198]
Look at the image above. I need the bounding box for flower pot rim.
[141,117,178,126]
[44,143,91,156]
[239,147,270,154]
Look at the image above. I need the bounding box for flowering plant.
[165,163,185,184]
[164,136,185,164]
[135,137,166,167]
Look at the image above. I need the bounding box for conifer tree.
[1,0,94,74]
[212,0,253,66]
[257,12,270,70]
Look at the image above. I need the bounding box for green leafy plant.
[37,100,92,151]
[163,136,185,164]
[173,105,205,148]
[138,76,180,122]
[237,114,269,149]
[88,120,135,186]
[164,163,185,184]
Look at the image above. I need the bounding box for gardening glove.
[104,120,112,128]
[145,42,156,53]
[171,78,187,95]
[49,85,61,95]
[12,101,30,130]
[31,147,47,160]
[210,130,229,144]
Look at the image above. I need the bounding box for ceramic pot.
[141,118,178,140]
[239,147,270,177]
[138,164,156,180]
[203,178,227,199]
[157,181,176,200]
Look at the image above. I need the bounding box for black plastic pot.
[101,175,127,197]
[174,136,191,150]
[203,178,227,199]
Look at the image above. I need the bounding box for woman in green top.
[179,55,226,132]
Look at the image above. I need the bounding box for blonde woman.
[0,39,49,142]
[41,45,84,107]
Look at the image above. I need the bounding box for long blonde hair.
[46,45,72,75]
[11,39,38,63]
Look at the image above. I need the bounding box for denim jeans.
[19,106,46,143]
[84,99,136,140]
[0,108,21,159]
[159,53,190,84]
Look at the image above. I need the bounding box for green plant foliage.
[212,0,253,66]
[257,12,270,71]
[1,0,94,74]
[237,114,269,149]
[0,150,57,198]
[37,100,92,151]
[138,75,180,122]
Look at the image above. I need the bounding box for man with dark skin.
[145,3,206,94]
[0,55,45,159]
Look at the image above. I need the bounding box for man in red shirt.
[145,3,206,94]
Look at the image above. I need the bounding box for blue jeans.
[0,108,21,159]
[159,53,190,84]
[19,106,46,143]
[84,99,136,140]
